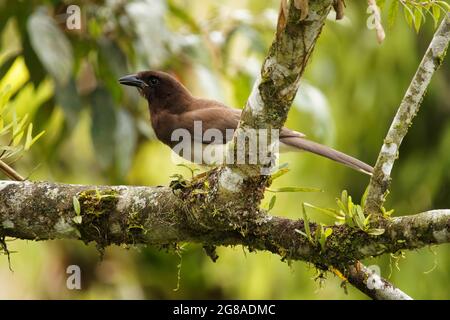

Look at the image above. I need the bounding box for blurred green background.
[0,0,449,299]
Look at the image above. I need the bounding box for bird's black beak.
[118,74,146,88]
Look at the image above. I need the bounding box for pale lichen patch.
[380,142,398,177]
[116,188,130,212]
[45,187,59,200]
[366,271,384,291]
[263,57,297,83]
[247,76,264,116]
[382,159,394,177]
[0,180,20,191]
[132,195,147,211]
[381,142,398,156]
[219,167,243,192]
[423,59,436,73]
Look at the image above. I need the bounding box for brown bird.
[119,71,373,174]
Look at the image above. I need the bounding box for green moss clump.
[78,189,119,217]
[73,189,120,248]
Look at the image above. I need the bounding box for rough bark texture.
[1,180,448,268]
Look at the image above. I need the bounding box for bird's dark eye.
[149,77,159,86]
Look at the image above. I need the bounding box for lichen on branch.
[0,180,448,267]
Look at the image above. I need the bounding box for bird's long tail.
[280,137,373,175]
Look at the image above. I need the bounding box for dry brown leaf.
[276,0,289,37]
[333,0,346,20]
[294,0,309,20]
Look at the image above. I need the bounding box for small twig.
[0,159,25,181]
[345,261,413,300]
[365,15,450,216]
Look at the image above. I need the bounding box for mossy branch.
[0,180,448,267]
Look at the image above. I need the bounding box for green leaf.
[431,4,441,28]
[303,202,343,220]
[301,203,313,244]
[339,190,348,213]
[27,9,73,85]
[403,4,415,28]
[337,199,347,214]
[267,186,323,193]
[413,8,424,33]
[317,226,333,251]
[347,196,354,217]
[353,208,366,230]
[388,0,399,28]
[24,123,45,150]
[364,213,372,228]
[270,165,290,181]
[0,121,13,137]
[437,1,450,11]
[72,215,82,224]
[345,213,355,228]
[367,228,385,236]
[12,113,28,139]
[294,229,309,239]
[0,145,23,160]
[72,196,81,215]
[176,163,199,178]
[356,206,366,228]
[268,195,276,211]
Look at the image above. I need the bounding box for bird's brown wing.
[179,99,305,144]
[174,106,240,144]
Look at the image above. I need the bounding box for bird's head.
[118,71,191,110]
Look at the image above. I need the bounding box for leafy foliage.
[378,0,450,31]
[0,83,45,164]
[295,203,333,251]
[304,190,387,236]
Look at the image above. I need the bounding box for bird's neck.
[148,86,194,115]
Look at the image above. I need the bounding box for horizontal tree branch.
[1,180,448,268]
